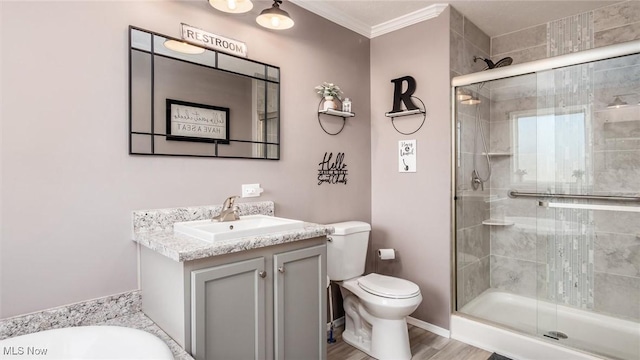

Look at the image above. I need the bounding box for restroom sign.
[399,140,416,173]
[180,23,247,57]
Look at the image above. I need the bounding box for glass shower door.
[532,53,640,359]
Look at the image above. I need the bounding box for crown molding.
[289,0,372,38]
[370,4,448,38]
[290,1,448,39]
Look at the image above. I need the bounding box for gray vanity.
[132,201,332,360]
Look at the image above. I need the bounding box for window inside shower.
[513,111,587,185]
[453,50,640,360]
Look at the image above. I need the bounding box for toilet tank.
[326,221,371,281]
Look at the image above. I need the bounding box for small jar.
[342,98,352,113]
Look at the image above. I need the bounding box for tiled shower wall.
[450,5,493,308]
[487,1,640,320]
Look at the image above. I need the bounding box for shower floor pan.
[456,289,639,360]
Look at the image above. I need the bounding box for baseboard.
[407,316,451,338]
[328,315,450,338]
[326,316,345,331]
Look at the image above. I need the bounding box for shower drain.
[544,331,569,340]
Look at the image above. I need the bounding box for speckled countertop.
[132,201,333,262]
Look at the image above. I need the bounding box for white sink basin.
[173,215,304,242]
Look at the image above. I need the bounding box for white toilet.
[327,221,422,360]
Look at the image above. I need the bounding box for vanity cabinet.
[140,237,327,360]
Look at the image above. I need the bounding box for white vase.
[323,96,336,111]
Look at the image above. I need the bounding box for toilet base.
[343,317,412,360]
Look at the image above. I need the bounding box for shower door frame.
[450,39,640,338]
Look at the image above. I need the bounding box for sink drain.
[544,331,568,340]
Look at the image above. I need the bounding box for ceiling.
[290,0,621,38]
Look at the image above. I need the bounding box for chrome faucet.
[212,196,240,222]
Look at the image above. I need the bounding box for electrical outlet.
[242,183,264,198]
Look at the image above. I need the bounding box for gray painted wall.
[370,8,452,330]
[0,1,371,318]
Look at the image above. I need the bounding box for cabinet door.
[191,257,266,360]
[274,244,327,360]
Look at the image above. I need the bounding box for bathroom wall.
[491,0,640,63]
[370,8,452,329]
[485,0,640,320]
[0,1,371,318]
[449,6,493,309]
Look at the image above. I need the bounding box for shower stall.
[452,41,640,360]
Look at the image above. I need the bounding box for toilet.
[327,221,422,360]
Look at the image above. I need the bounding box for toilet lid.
[357,273,420,299]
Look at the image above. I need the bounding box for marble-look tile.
[492,45,548,68]
[450,30,465,76]
[492,24,547,55]
[593,207,640,235]
[595,21,640,48]
[488,120,511,154]
[490,77,538,103]
[0,291,141,340]
[488,156,513,190]
[463,40,490,75]
[594,232,640,277]
[459,194,489,228]
[450,5,463,36]
[594,272,640,320]
[132,201,275,233]
[464,18,490,55]
[593,63,640,94]
[593,155,640,193]
[490,96,538,123]
[595,150,640,170]
[462,257,490,306]
[593,108,640,152]
[490,255,537,297]
[593,51,640,72]
[491,224,537,261]
[457,269,467,308]
[594,1,640,32]
[459,115,490,154]
[459,224,490,266]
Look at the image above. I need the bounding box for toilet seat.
[357,273,420,299]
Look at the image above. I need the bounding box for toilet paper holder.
[377,248,396,260]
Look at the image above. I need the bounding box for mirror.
[129,26,280,159]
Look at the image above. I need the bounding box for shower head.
[473,56,513,70]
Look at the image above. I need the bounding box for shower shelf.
[482,219,515,226]
[481,152,512,157]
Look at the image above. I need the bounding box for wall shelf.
[482,152,513,157]
[384,109,425,118]
[482,219,515,226]
[319,109,355,118]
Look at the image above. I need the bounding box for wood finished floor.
[327,325,492,360]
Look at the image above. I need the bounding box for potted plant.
[315,82,342,111]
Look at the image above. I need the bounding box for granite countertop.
[132,201,333,262]
[134,223,333,262]
[101,311,193,360]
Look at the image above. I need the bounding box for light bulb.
[227,0,236,10]
[270,16,280,28]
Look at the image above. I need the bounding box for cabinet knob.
[259,270,267,278]
[278,266,285,273]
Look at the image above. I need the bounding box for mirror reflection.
[129,26,280,159]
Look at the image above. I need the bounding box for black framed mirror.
[129,26,280,159]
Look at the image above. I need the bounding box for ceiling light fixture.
[163,40,206,55]
[256,0,294,30]
[209,0,253,14]
[456,89,472,101]
[607,95,629,109]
